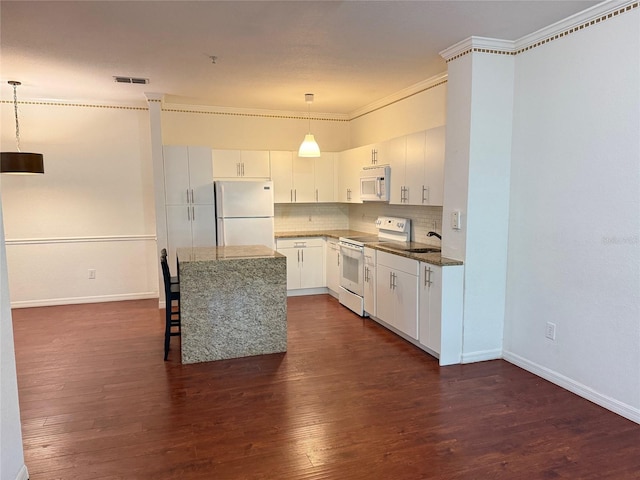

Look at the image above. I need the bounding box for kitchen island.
[176,245,287,364]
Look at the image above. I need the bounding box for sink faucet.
[427,231,441,240]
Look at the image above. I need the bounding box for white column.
[145,92,168,307]
[440,37,515,362]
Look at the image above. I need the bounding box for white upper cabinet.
[338,146,366,203]
[423,126,445,206]
[271,151,335,203]
[388,127,445,206]
[382,136,407,204]
[212,149,270,179]
[314,152,336,203]
[163,145,214,205]
[270,151,294,203]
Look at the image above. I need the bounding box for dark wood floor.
[12,295,640,479]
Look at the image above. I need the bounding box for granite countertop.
[275,230,370,240]
[274,230,463,266]
[177,245,284,262]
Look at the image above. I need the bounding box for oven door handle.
[339,243,364,253]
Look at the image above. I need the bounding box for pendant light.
[1,81,44,174]
[298,93,320,158]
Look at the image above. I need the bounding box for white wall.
[162,106,350,152]
[0,102,158,307]
[349,80,447,147]
[503,7,640,421]
[0,201,28,480]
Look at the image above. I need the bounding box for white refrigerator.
[214,180,275,249]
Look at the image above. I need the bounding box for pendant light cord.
[12,83,21,152]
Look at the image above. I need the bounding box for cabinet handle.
[424,266,432,287]
[294,189,297,202]
[241,163,245,176]
[187,206,191,221]
[297,250,300,263]
[186,189,190,204]
[291,190,293,202]
[389,271,393,289]
[404,186,409,203]
[301,249,304,262]
[191,189,194,203]
[316,189,319,202]
[337,254,340,267]
[422,186,428,204]
[192,206,195,221]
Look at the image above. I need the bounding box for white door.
[270,151,293,203]
[187,146,214,204]
[217,217,274,249]
[163,146,190,205]
[165,204,193,273]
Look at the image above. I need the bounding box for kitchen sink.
[376,242,440,254]
[404,248,441,253]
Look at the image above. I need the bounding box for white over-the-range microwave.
[359,165,390,202]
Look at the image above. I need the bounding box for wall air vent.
[113,76,149,85]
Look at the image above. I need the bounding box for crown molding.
[348,72,448,120]
[439,36,515,62]
[160,100,349,122]
[515,0,638,52]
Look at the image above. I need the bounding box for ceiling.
[0,0,600,115]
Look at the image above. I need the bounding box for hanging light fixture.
[1,81,44,174]
[298,93,320,158]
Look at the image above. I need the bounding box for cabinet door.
[419,263,442,354]
[382,136,407,205]
[405,131,427,206]
[270,151,293,203]
[190,204,217,247]
[376,264,395,325]
[326,240,340,293]
[163,146,190,205]
[242,151,271,178]
[187,146,214,204]
[392,269,419,340]
[338,146,366,203]
[314,153,335,202]
[300,246,324,289]
[166,205,194,273]
[277,247,301,290]
[212,149,242,178]
[292,157,315,202]
[423,126,445,206]
[363,247,376,316]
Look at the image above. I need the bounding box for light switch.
[451,211,461,230]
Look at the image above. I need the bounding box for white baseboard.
[10,292,158,309]
[461,348,502,364]
[286,287,328,297]
[503,351,640,424]
[15,464,29,480]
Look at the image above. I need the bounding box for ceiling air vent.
[113,76,149,85]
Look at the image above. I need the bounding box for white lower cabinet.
[363,247,376,316]
[326,239,341,295]
[375,251,419,340]
[276,238,324,290]
[418,263,443,354]
[418,262,464,366]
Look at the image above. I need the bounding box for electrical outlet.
[88,269,96,280]
[545,322,556,340]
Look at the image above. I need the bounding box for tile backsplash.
[274,204,349,232]
[274,202,443,245]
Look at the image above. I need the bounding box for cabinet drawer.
[377,251,419,276]
[277,237,324,249]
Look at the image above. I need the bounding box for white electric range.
[338,216,410,316]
